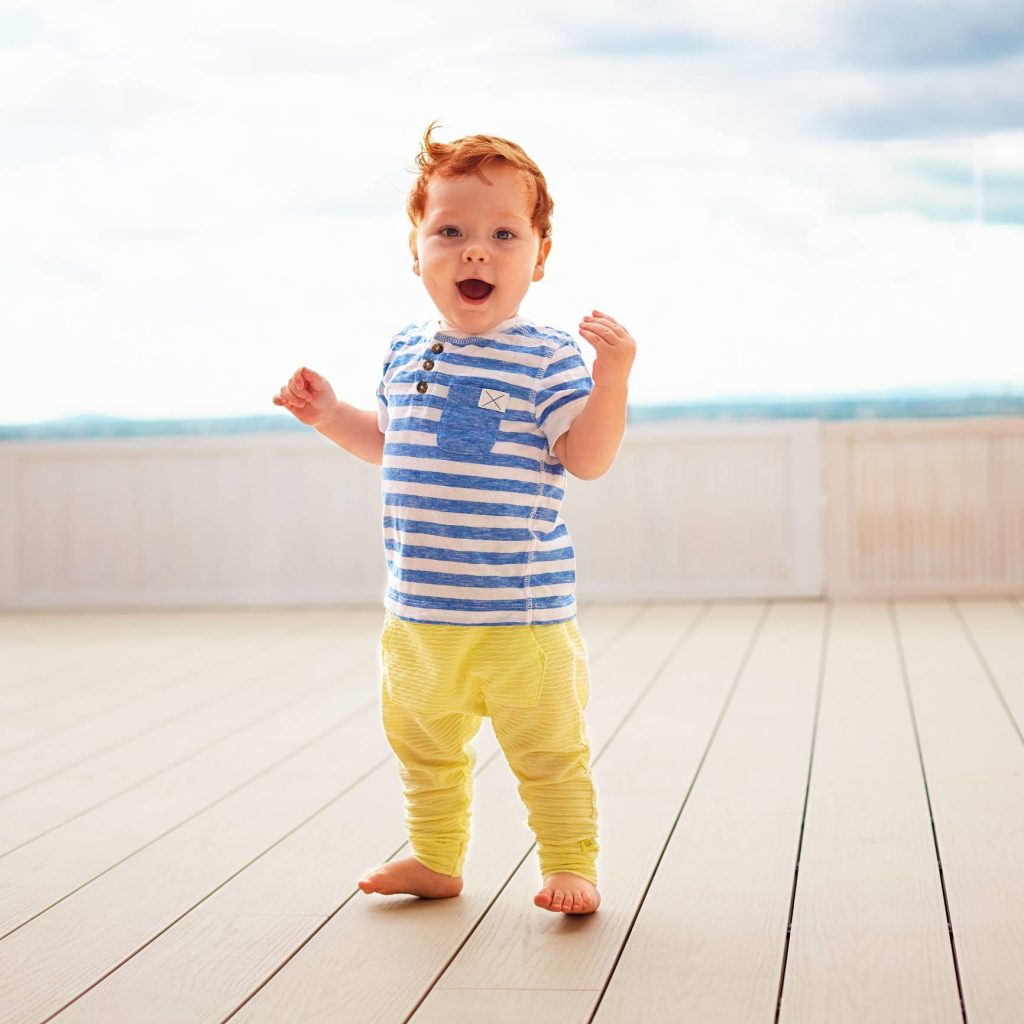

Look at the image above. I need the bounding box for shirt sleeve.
[535,336,594,455]
[376,341,394,433]
[376,371,388,432]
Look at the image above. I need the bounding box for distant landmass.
[2,387,1022,440]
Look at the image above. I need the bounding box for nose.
[461,242,489,263]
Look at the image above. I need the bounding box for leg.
[383,699,482,877]
[486,618,601,913]
[360,615,484,898]
[360,701,481,896]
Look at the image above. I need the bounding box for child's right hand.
[272,366,337,427]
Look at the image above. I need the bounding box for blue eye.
[495,229,515,240]
[440,227,460,238]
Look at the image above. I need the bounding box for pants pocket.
[481,626,548,710]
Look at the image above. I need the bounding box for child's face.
[413,162,551,335]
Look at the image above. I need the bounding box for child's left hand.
[578,310,636,390]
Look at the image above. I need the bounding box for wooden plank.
[0,609,332,727]
[0,603,639,1022]
[53,756,410,1023]
[319,601,758,1024]
[955,598,1024,729]
[0,612,188,713]
[587,601,819,1022]
[13,604,636,1024]
[894,599,1024,1021]
[569,421,823,600]
[0,633,379,938]
[412,989,598,1023]
[41,912,327,1024]
[219,603,688,1023]
[0,615,372,853]
[4,421,831,607]
[824,419,1024,597]
[0,609,374,797]
[781,602,961,1022]
[0,684,386,1021]
[3,434,386,608]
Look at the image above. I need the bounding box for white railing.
[823,417,1024,596]
[1,417,1021,609]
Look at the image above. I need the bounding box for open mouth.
[456,278,494,303]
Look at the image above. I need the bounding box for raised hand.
[578,310,636,390]
[272,366,338,427]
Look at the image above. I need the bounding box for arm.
[553,381,628,479]
[314,402,385,466]
[273,366,385,466]
[555,311,637,480]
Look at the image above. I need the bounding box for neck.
[440,313,522,336]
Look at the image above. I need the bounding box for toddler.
[273,123,636,915]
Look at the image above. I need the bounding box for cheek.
[421,243,453,268]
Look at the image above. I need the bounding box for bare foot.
[534,871,601,914]
[358,856,463,899]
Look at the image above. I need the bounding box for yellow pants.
[379,610,600,885]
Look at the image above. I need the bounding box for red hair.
[406,120,554,257]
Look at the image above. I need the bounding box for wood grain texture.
[894,599,1024,1022]
[0,600,1021,1023]
[825,418,1024,596]
[781,601,961,1023]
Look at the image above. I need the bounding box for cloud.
[833,0,1024,67]
[819,63,1024,139]
[562,29,718,58]
[0,0,1022,424]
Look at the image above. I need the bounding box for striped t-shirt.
[376,313,594,626]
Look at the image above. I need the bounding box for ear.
[412,255,420,277]
[532,237,552,282]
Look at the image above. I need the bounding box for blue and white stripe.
[376,314,593,625]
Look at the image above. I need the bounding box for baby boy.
[274,123,636,914]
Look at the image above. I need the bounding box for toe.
[551,889,565,910]
[535,887,554,909]
[361,871,389,894]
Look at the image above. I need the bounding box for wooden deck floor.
[1,599,1022,1023]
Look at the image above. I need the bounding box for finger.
[581,321,620,343]
[589,312,627,337]
[578,327,609,349]
[281,386,305,407]
[289,375,313,399]
[286,383,309,404]
[300,367,325,390]
[582,313,623,333]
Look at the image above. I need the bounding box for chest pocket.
[436,381,509,456]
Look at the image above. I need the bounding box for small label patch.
[478,388,509,413]
[579,838,598,852]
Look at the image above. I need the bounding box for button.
[416,380,427,394]
[431,342,443,354]
[423,359,434,370]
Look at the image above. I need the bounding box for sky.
[1,0,1022,425]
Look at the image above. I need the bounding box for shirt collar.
[434,314,529,339]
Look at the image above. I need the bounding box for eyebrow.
[428,209,530,222]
